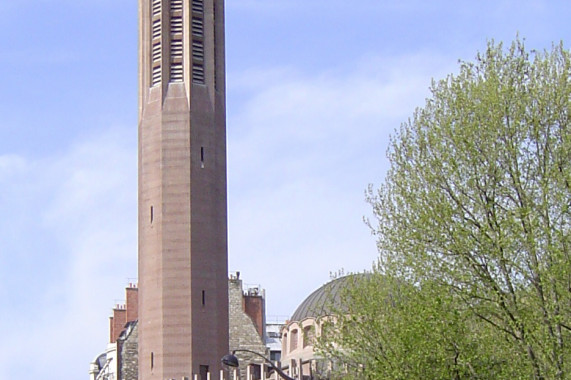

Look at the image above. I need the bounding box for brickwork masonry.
[228,278,268,375]
[119,322,138,380]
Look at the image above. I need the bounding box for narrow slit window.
[202,290,206,305]
[200,147,205,168]
[150,206,154,223]
[151,352,154,370]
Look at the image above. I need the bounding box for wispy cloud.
[0,47,81,66]
[0,126,136,379]
[227,51,455,316]
[0,0,132,9]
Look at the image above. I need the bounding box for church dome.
[290,275,363,321]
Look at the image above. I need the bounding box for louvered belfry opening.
[191,0,205,84]
[149,0,210,87]
[169,0,183,82]
[150,0,162,86]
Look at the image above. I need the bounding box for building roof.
[95,353,107,370]
[290,275,363,321]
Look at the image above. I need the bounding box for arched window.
[290,329,298,352]
[303,325,314,348]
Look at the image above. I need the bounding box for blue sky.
[0,0,569,379]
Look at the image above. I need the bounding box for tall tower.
[137,0,228,379]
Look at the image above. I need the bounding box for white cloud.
[0,45,459,377]
[227,52,456,316]
[0,0,132,8]
[0,154,27,177]
[0,126,136,379]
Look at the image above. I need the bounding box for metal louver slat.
[192,0,203,13]
[191,18,203,37]
[152,0,161,16]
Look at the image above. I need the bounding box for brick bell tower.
[137,0,228,379]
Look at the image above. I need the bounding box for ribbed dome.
[290,275,362,321]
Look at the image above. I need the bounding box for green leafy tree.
[318,39,570,379]
[317,273,526,379]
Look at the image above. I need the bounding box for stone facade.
[90,286,139,380]
[229,275,267,351]
[119,322,138,380]
[92,276,271,380]
[228,274,268,379]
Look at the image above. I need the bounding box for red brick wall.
[111,307,127,343]
[126,286,138,323]
[109,316,114,344]
[244,295,264,339]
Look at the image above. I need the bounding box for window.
[289,329,298,352]
[191,17,203,37]
[192,40,204,60]
[151,0,160,16]
[170,0,182,11]
[320,321,330,339]
[303,326,314,348]
[152,19,161,39]
[170,16,183,34]
[150,0,162,86]
[192,0,203,13]
[151,65,161,87]
[192,63,205,84]
[199,365,209,380]
[152,41,162,61]
[191,0,204,84]
[170,1,183,82]
[270,351,281,362]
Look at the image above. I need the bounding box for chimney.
[109,316,114,344]
[243,288,266,339]
[110,305,127,343]
[126,283,138,322]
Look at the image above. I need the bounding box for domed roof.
[290,275,363,321]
